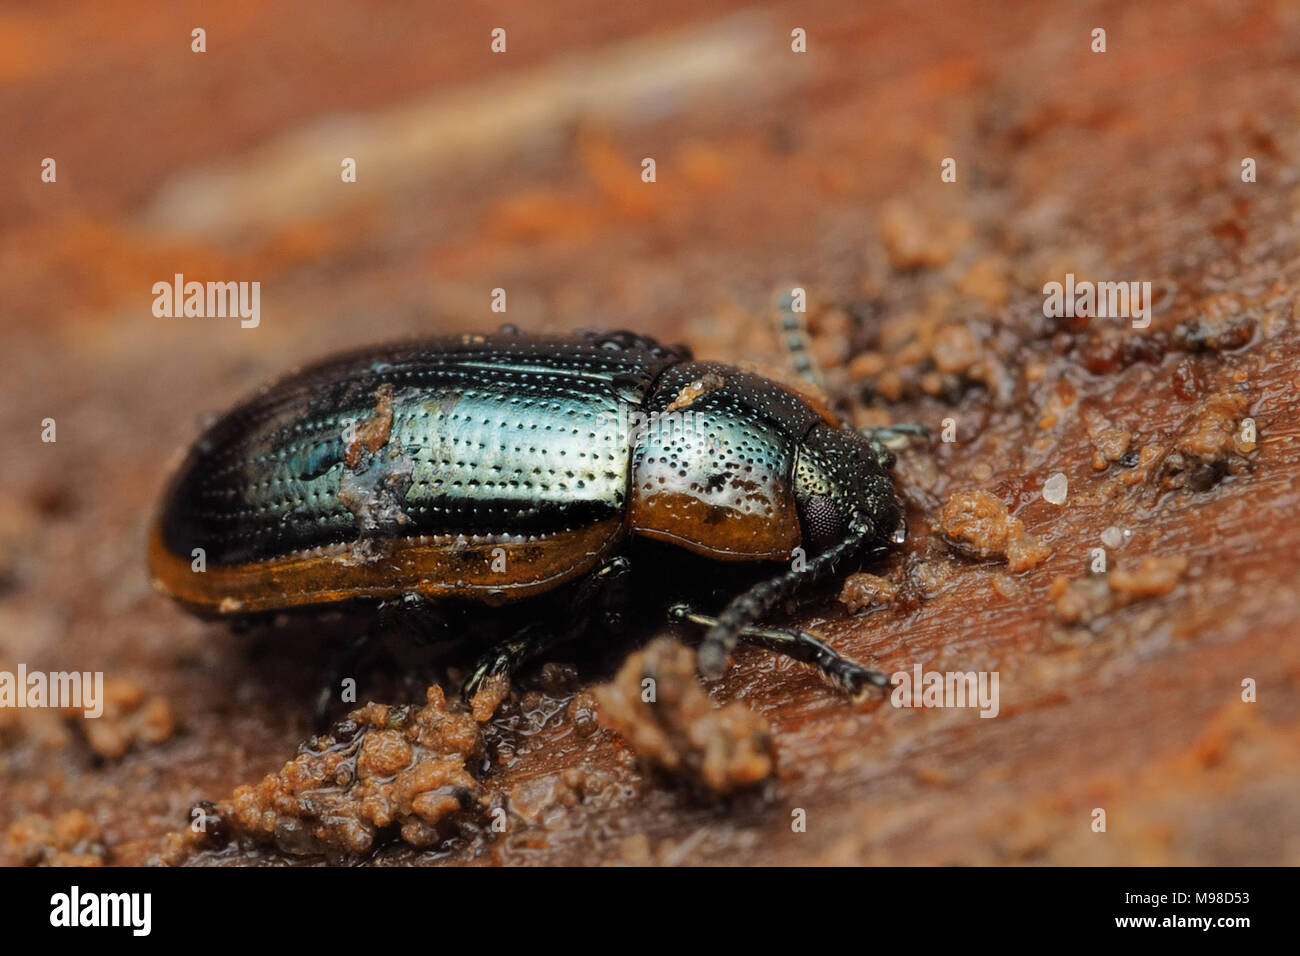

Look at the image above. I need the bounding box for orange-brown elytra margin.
[148,517,625,615]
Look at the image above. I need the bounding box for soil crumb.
[5,810,107,866]
[839,572,897,613]
[1172,293,1258,353]
[1083,407,1133,472]
[78,678,175,760]
[939,490,1051,572]
[1108,555,1191,601]
[1163,389,1253,492]
[592,637,775,794]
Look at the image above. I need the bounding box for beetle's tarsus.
[737,624,891,696]
[462,629,545,701]
[672,604,890,695]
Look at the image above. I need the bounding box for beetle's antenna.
[775,291,822,387]
[697,530,869,677]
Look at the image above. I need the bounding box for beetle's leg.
[775,290,822,387]
[462,623,558,701]
[696,531,868,677]
[574,555,633,629]
[313,628,377,734]
[669,605,890,698]
[461,556,633,701]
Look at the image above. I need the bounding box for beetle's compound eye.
[799,494,844,553]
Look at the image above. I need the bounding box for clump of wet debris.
[1051,556,1190,626]
[154,641,787,864]
[592,637,776,795]
[159,684,484,863]
[1088,386,1257,501]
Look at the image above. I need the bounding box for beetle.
[149,327,917,722]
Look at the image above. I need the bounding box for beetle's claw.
[842,662,893,702]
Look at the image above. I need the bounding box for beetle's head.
[792,422,902,554]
